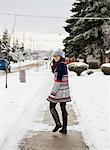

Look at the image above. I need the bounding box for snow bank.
[69,62,89,67]
[69,71,110,150]
[101,63,110,67]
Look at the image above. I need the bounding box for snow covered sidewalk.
[0,65,53,150]
[19,97,88,150]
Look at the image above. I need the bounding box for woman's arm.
[51,63,67,95]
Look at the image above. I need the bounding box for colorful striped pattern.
[47,62,71,103]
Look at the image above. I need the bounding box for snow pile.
[69,62,89,67]
[101,63,110,67]
[68,62,89,76]
[100,63,110,75]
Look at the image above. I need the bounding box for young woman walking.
[47,49,71,134]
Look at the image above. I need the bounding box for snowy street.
[0,62,110,150]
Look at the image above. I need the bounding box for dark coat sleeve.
[56,63,68,80]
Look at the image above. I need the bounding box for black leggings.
[49,102,68,116]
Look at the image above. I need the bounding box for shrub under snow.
[88,60,100,69]
[68,62,89,76]
[101,63,110,75]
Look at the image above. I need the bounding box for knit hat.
[53,49,65,58]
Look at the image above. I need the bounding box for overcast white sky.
[0,0,74,50]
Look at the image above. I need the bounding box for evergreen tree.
[9,39,24,62]
[10,39,20,62]
[102,21,110,52]
[63,0,110,62]
[2,29,10,48]
[1,29,10,60]
[20,42,24,53]
[0,38,1,45]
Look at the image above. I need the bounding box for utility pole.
[13,15,16,44]
[30,37,32,60]
[23,32,25,48]
[33,40,35,51]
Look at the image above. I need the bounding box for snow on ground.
[101,63,110,67]
[0,61,110,150]
[10,59,43,69]
[69,71,110,150]
[0,63,53,150]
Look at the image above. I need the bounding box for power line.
[0,12,66,19]
[0,12,110,20]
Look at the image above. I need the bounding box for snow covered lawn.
[0,62,109,150]
[69,71,110,150]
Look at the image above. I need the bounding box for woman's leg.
[59,102,68,134]
[49,102,62,132]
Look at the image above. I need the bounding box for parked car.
[0,58,11,73]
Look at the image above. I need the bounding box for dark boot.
[59,112,68,134]
[52,124,62,132]
[50,108,62,132]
